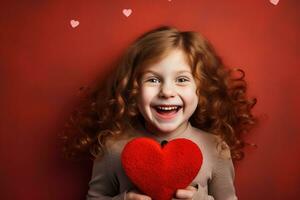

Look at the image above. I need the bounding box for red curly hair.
[60,26,258,162]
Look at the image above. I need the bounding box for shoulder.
[104,129,138,156]
[213,135,232,160]
[190,126,231,160]
[93,130,136,166]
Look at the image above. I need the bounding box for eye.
[176,77,190,83]
[146,77,160,83]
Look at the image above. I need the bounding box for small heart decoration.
[121,137,203,200]
[70,19,80,28]
[122,8,132,17]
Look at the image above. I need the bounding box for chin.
[154,124,179,133]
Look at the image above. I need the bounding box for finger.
[173,198,189,200]
[175,189,194,199]
[127,191,152,200]
[135,195,151,200]
[134,194,151,200]
[186,186,197,191]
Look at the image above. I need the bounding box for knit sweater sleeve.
[207,142,238,200]
[86,151,126,200]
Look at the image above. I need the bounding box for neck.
[137,120,191,142]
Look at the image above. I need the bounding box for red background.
[0,0,299,199]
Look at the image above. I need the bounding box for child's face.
[137,49,198,135]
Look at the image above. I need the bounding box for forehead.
[140,49,192,74]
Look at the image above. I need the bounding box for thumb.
[175,189,194,199]
[186,185,197,191]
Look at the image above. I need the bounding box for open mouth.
[152,105,182,119]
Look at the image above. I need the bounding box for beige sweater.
[86,122,238,200]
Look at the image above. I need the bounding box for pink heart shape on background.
[270,0,280,5]
[123,9,132,17]
[70,20,79,28]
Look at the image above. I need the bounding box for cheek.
[182,87,198,103]
[138,86,157,106]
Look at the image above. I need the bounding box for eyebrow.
[142,70,192,75]
[176,70,193,75]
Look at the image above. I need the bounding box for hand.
[126,189,152,200]
[175,185,197,200]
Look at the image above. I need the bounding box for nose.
[158,82,176,98]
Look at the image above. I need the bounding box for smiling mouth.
[152,105,182,119]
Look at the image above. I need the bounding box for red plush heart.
[121,137,203,200]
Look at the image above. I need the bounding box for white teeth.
[157,106,179,110]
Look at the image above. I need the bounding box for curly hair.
[60,26,258,162]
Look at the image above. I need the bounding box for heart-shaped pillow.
[121,137,203,200]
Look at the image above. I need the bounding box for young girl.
[61,26,257,200]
